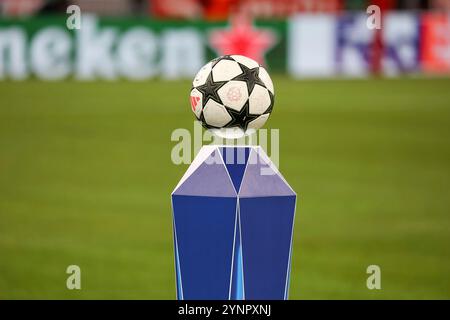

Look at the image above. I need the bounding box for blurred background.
[0,0,449,299]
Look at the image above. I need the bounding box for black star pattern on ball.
[232,63,266,94]
[210,55,235,68]
[225,102,259,131]
[195,73,227,106]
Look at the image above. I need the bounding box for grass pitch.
[0,77,449,299]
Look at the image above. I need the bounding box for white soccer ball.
[190,55,274,139]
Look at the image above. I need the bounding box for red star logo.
[209,16,277,66]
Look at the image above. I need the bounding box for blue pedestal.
[171,146,297,300]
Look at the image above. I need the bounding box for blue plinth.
[171,146,297,300]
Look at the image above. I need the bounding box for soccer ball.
[190,55,274,139]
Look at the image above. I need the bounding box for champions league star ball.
[190,55,274,139]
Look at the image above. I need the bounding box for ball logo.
[227,87,242,102]
[190,95,200,111]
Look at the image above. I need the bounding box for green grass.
[1,77,450,299]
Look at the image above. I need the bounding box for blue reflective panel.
[173,224,183,300]
[220,147,251,193]
[230,208,244,300]
[172,195,237,300]
[239,195,296,300]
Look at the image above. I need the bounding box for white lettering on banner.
[75,15,117,80]
[161,29,204,79]
[0,28,27,80]
[31,28,72,80]
[0,15,204,80]
[117,28,159,80]
[75,16,204,80]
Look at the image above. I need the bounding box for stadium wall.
[0,13,449,80]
